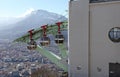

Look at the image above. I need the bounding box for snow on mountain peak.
[17,8,35,18]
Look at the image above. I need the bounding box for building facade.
[69,0,120,77]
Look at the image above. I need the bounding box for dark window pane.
[108,27,120,43]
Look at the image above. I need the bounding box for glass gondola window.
[109,27,120,43]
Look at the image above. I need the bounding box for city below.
[0,40,64,77]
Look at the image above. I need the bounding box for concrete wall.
[90,1,120,77]
[69,1,120,77]
[69,0,89,77]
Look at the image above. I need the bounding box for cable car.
[27,39,37,50]
[55,22,64,44]
[40,36,50,46]
[27,29,37,50]
[55,34,64,44]
[40,25,50,46]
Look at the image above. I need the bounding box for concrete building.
[69,0,120,77]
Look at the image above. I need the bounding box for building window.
[108,27,120,43]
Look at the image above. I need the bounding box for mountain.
[10,10,67,31]
[0,17,23,30]
[0,9,67,40]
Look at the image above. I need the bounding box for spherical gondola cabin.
[27,39,37,50]
[55,22,65,44]
[55,34,64,44]
[40,25,50,46]
[40,36,50,46]
[27,29,37,50]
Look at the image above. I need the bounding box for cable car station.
[14,0,120,77]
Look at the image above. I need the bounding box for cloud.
[17,8,35,18]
